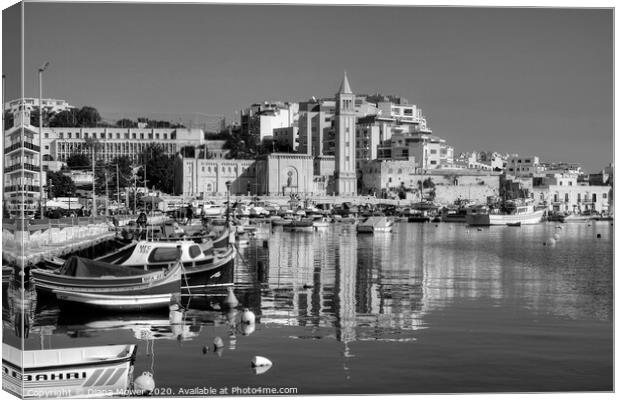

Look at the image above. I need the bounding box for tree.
[4,111,14,129]
[116,118,138,128]
[47,171,76,198]
[49,109,79,127]
[66,153,91,169]
[110,155,133,190]
[77,106,102,127]
[137,143,174,194]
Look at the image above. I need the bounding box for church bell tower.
[335,71,357,196]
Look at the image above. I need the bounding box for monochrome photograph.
[1,1,614,398]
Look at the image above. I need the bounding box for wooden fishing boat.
[53,290,179,311]
[271,217,292,226]
[31,258,183,310]
[2,343,137,398]
[98,240,235,288]
[283,218,314,232]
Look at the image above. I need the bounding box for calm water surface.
[3,222,613,394]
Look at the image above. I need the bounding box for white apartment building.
[297,99,336,157]
[40,127,204,163]
[532,173,612,214]
[4,98,74,118]
[3,124,46,218]
[240,102,299,142]
[388,132,453,170]
[505,155,542,177]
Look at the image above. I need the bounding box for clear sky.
[4,3,613,172]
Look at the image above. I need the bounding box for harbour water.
[3,221,613,394]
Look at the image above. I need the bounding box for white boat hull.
[53,290,176,311]
[466,209,545,226]
[3,343,136,398]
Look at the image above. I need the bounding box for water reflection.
[236,222,612,344]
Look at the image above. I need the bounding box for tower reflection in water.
[236,224,429,354]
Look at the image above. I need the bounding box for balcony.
[4,185,41,193]
[4,163,39,173]
[4,142,41,154]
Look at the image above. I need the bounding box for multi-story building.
[240,102,298,142]
[273,126,299,151]
[388,132,453,170]
[505,155,542,177]
[532,173,612,214]
[4,98,74,119]
[40,127,204,164]
[297,99,336,156]
[3,118,46,218]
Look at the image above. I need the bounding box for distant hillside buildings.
[3,74,613,217]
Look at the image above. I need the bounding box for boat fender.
[548,238,556,246]
[251,356,272,368]
[202,345,209,354]
[133,372,155,395]
[241,308,256,325]
[597,234,602,238]
[213,336,224,349]
[553,233,560,241]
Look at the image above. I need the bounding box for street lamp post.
[225,181,231,224]
[38,61,50,218]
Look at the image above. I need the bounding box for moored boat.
[2,343,137,398]
[312,217,331,228]
[100,240,235,288]
[283,218,314,231]
[466,203,545,226]
[357,217,393,234]
[31,257,183,307]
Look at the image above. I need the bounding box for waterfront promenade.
[2,217,114,266]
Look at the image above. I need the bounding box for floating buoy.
[241,323,255,336]
[213,336,224,349]
[241,308,256,325]
[133,372,155,394]
[597,233,602,238]
[548,237,556,246]
[251,356,272,368]
[553,233,560,241]
[253,364,272,375]
[543,242,547,246]
[202,345,208,354]
[477,228,483,231]
[224,287,239,309]
[435,224,439,227]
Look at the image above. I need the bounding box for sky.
[3,2,613,172]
